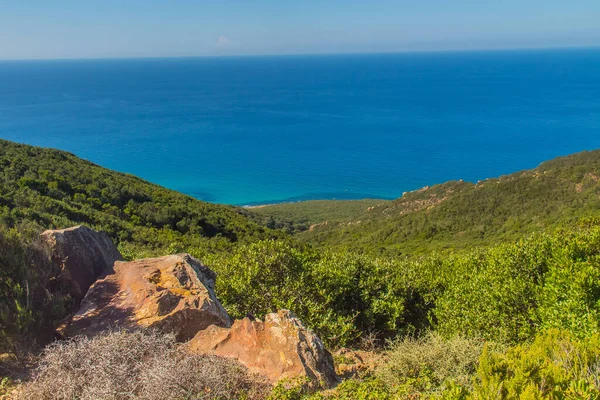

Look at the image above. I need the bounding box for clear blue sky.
[1,0,599,59]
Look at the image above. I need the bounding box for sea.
[1,48,599,205]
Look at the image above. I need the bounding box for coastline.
[242,203,278,209]
[241,200,305,209]
[240,197,392,209]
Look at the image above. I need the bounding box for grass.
[247,199,389,234]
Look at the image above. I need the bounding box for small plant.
[18,330,269,400]
[0,377,13,397]
[268,379,306,400]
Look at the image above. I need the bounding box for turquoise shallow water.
[1,49,600,205]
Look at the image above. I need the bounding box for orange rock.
[60,254,231,341]
[42,226,123,302]
[188,310,339,389]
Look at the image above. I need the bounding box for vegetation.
[247,199,389,234]
[252,151,600,256]
[473,330,600,399]
[277,330,600,399]
[3,139,600,398]
[0,139,277,257]
[375,332,485,398]
[0,223,72,356]
[197,225,600,349]
[17,330,269,400]
[205,241,420,347]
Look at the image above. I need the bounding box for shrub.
[537,229,600,338]
[375,332,485,398]
[0,376,15,398]
[206,240,430,348]
[434,228,600,343]
[18,330,269,400]
[473,329,600,399]
[434,236,552,343]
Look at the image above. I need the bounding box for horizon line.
[0,44,598,63]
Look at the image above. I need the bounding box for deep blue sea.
[1,49,599,205]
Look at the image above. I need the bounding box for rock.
[188,310,340,389]
[333,348,382,379]
[44,227,338,388]
[42,225,123,302]
[60,254,231,341]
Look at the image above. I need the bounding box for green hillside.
[247,199,390,234]
[0,139,278,256]
[4,139,600,399]
[251,150,600,255]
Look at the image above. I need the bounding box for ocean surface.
[1,49,599,205]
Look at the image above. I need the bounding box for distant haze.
[1,1,599,60]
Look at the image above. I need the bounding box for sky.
[1,0,599,60]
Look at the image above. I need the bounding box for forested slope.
[0,140,278,256]
[252,150,600,255]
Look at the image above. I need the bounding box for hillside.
[0,140,277,256]
[3,140,600,399]
[247,199,390,234]
[250,150,600,255]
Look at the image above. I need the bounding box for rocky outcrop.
[48,226,338,388]
[188,310,340,389]
[60,254,231,341]
[42,225,123,302]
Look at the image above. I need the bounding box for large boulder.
[42,225,123,302]
[60,254,231,341]
[188,310,340,389]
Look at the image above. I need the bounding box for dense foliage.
[203,225,600,349]
[205,241,429,347]
[0,139,277,256]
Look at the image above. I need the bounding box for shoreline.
[241,200,305,209]
[242,204,278,209]
[240,197,392,209]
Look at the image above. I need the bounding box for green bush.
[538,229,600,338]
[473,329,600,399]
[206,240,430,347]
[435,227,600,344]
[434,235,552,343]
[207,227,600,348]
[317,377,393,400]
[268,376,394,400]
